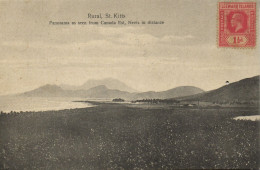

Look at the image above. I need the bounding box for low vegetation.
[132,99,180,104]
[112,98,125,102]
[0,103,258,169]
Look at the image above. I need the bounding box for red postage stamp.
[218,2,256,47]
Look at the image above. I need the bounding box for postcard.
[0,0,259,169]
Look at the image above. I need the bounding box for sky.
[0,0,259,95]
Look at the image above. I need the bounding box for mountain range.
[21,76,259,102]
[60,78,138,93]
[21,78,204,100]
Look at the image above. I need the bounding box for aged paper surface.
[0,0,259,169]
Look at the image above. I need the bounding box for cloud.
[160,35,195,42]
[1,25,198,61]
[98,26,141,37]
[116,33,159,45]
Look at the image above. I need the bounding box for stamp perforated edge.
[216,0,257,49]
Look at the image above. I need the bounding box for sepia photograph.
[0,0,259,169]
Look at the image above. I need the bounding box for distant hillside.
[22,85,133,99]
[78,85,132,99]
[60,78,138,93]
[21,76,259,102]
[132,86,204,100]
[179,76,259,103]
[23,84,68,97]
[21,84,204,100]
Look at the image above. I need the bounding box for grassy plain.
[0,102,258,169]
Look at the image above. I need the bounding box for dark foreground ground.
[0,103,259,169]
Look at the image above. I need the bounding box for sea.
[0,96,94,113]
[234,115,260,121]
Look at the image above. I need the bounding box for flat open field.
[0,103,259,169]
